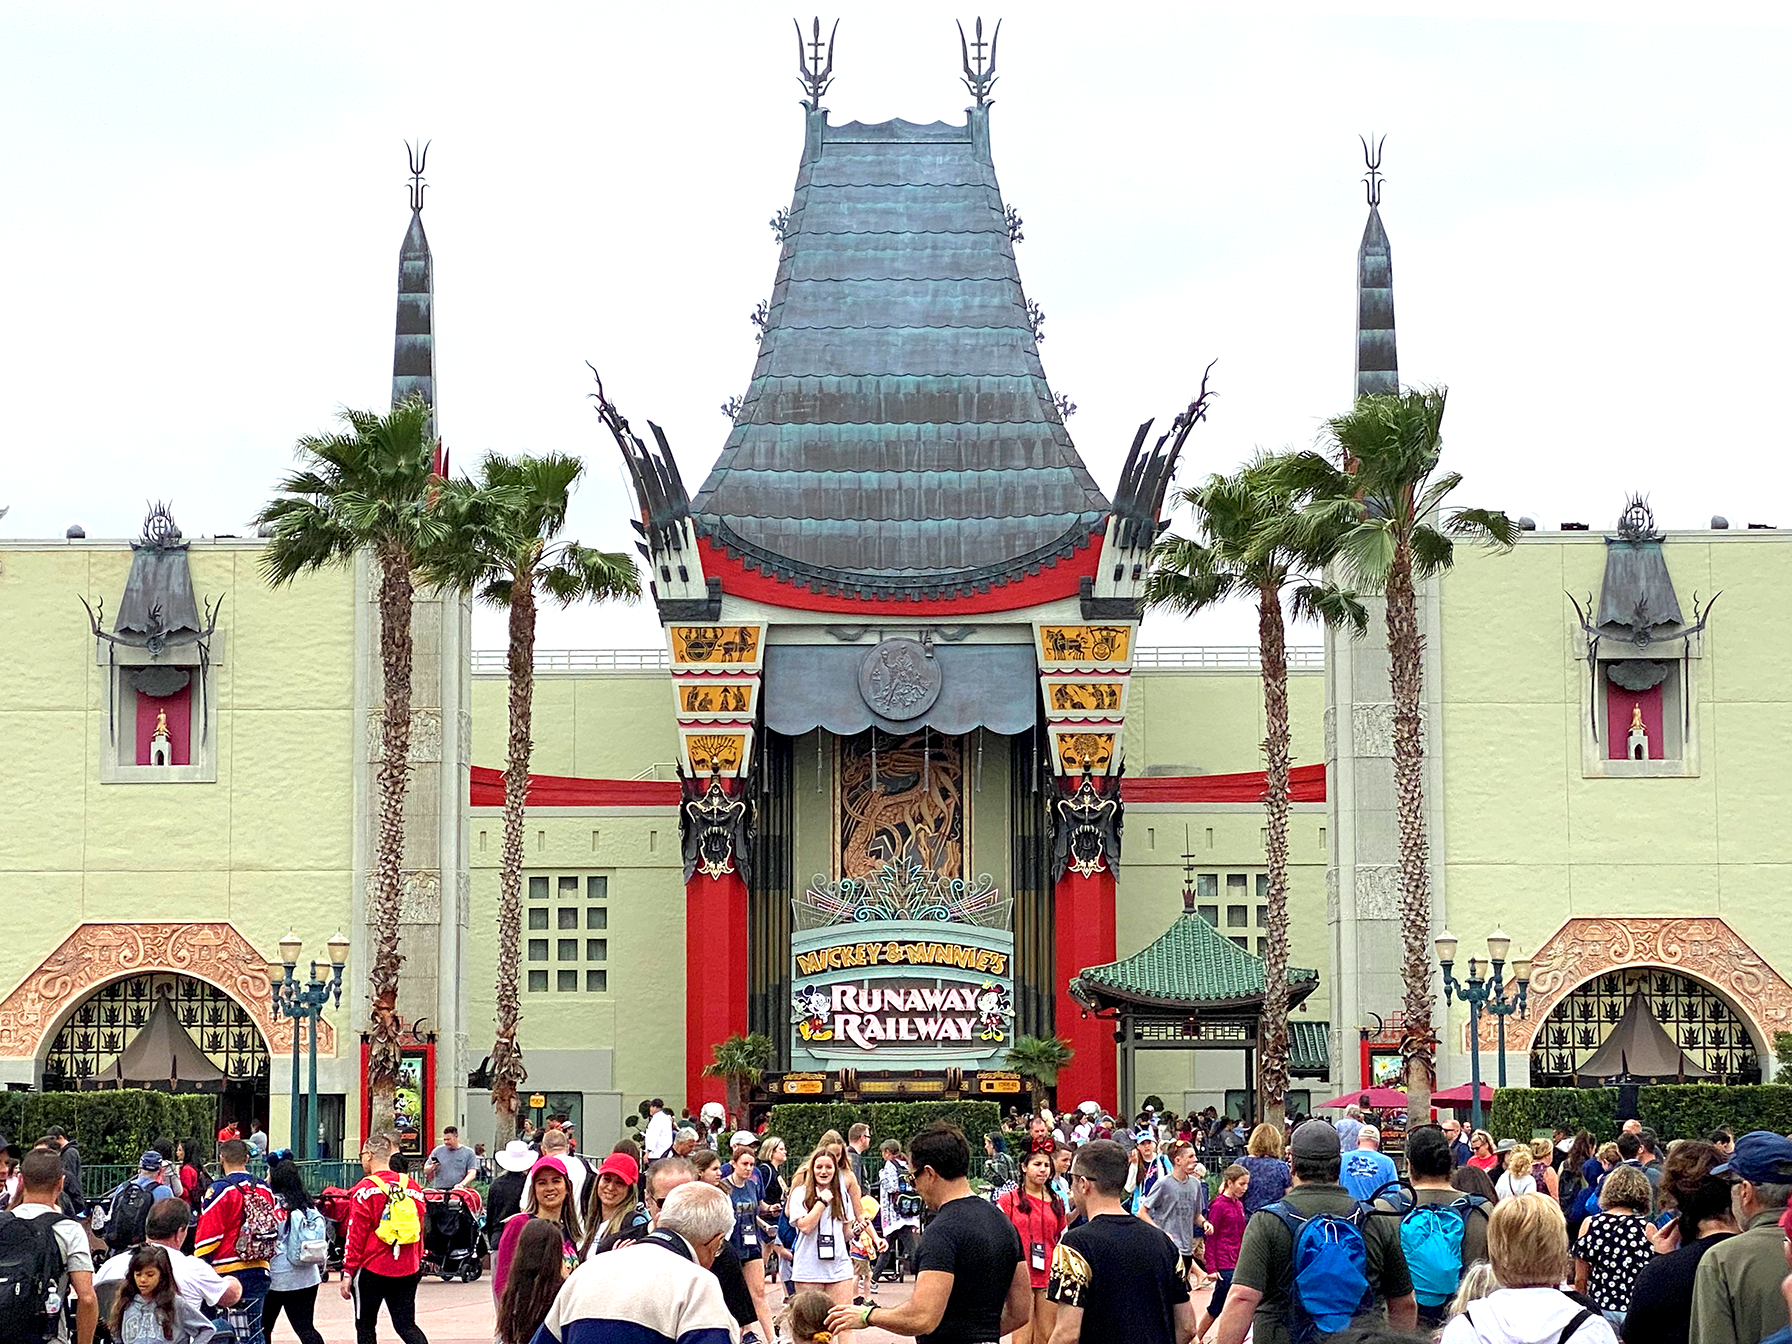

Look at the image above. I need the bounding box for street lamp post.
[270,932,350,1160]
[1435,928,1531,1134]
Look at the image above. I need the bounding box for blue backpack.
[1399,1196,1487,1308]
[1267,1201,1375,1341]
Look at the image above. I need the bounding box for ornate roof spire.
[1355,134,1398,399]
[795,17,838,110]
[957,17,999,106]
[393,140,435,435]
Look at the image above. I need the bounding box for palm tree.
[422,453,639,1143]
[1146,453,1364,1128]
[254,393,451,1135]
[1276,387,1515,1119]
[1005,1035,1075,1100]
[703,1032,776,1125]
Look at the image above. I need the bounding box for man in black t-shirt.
[1047,1138,1195,1344]
[827,1124,1029,1343]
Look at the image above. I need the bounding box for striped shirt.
[530,1230,738,1344]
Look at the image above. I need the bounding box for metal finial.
[1360,133,1385,208]
[405,139,431,212]
[796,17,838,108]
[957,17,1000,105]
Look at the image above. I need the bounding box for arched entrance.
[41,972,271,1123]
[1529,967,1760,1086]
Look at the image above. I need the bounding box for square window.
[527,939,548,962]
[587,876,608,901]
[558,939,578,961]
[529,876,549,900]
[1227,873,1248,892]
[586,939,607,961]
[559,876,579,895]
[587,908,607,930]
[1256,873,1269,899]
[1256,906,1268,928]
[527,970,549,993]
[586,970,608,993]
[558,908,578,930]
[1198,905,1218,927]
[1196,874,1218,900]
[528,909,548,930]
[1227,905,1248,928]
[557,970,578,992]
[1230,936,1249,950]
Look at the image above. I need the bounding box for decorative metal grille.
[1530,969,1760,1086]
[43,973,269,1088]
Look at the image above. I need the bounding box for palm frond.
[1409,523,1456,580]
[1445,506,1520,548]
[540,545,641,608]
[1291,581,1369,637]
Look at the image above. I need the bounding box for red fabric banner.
[1120,763,1326,804]
[469,766,681,808]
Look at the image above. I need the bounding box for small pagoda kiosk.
[1070,885,1319,1119]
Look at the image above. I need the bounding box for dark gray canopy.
[97,990,225,1091]
[1575,991,1714,1084]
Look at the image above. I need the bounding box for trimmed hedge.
[762,1101,1002,1179]
[0,1092,217,1165]
[1484,1084,1792,1143]
[1487,1088,1621,1142]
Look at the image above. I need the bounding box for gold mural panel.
[669,625,762,667]
[837,732,965,880]
[1047,681,1125,714]
[676,682,756,715]
[1052,730,1115,774]
[1037,624,1132,665]
[683,731,748,776]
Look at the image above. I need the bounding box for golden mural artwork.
[837,732,965,880]
[1053,731,1115,774]
[1037,624,1131,665]
[677,682,754,714]
[669,625,761,666]
[1047,681,1124,713]
[685,733,747,775]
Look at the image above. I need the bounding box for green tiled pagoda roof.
[1290,1019,1330,1077]
[1071,906,1319,1010]
[690,106,1109,601]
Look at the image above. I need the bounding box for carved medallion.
[858,639,942,722]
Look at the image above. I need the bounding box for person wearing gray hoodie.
[1443,1193,1615,1344]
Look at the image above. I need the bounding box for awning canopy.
[762,643,1039,737]
[97,989,225,1091]
[1575,991,1715,1084]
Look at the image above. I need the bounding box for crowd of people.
[2,1102,1788,1344]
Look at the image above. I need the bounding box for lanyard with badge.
[816,1206,836,1260]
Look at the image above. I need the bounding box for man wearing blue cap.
[1690,1130,1792,1344]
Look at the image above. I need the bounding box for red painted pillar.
[685,867,749,1112]
[1054,868,1117,1110]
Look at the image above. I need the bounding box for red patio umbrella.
[1429,1082,1497,1108]
[1317,1087,1409,1109]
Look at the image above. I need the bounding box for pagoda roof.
[1071,902,1319,1012]
[690,106,1109,603]
[1290,1018,1331,1077]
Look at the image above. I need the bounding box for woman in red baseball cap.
[581,1151,650,1256]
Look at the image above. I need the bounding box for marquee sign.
[789,859,1014,1070]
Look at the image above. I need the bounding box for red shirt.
[343,1170,425,1278]
[997,1186,1066,1289]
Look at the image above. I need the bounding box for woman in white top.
[1496,1145,1539,1201]
[788,1148,856,1339]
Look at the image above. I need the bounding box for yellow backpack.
[370,1175,422,1248]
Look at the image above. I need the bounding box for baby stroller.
[421,1186,484,1282]
[315,1185,356,1273]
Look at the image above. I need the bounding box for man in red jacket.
[339,1133,430,1344]
[195,1138,278,1323]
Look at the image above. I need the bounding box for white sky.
[3,3,1788,651]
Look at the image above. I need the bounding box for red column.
[685,866,750,1111]
[1053,867,1117,1110]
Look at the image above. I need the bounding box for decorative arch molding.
[0,922,333,1060]
[1470,918,1792,1055]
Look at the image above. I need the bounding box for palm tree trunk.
[1385,541,1436,1118]
[368,540,415,1139]
[491,567,537,1145]
[1258,582,1292,1129]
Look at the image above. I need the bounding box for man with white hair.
[1341,1126,1398,1204]
[535,1180,740,1344]
[1335,1105,1363,1152]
